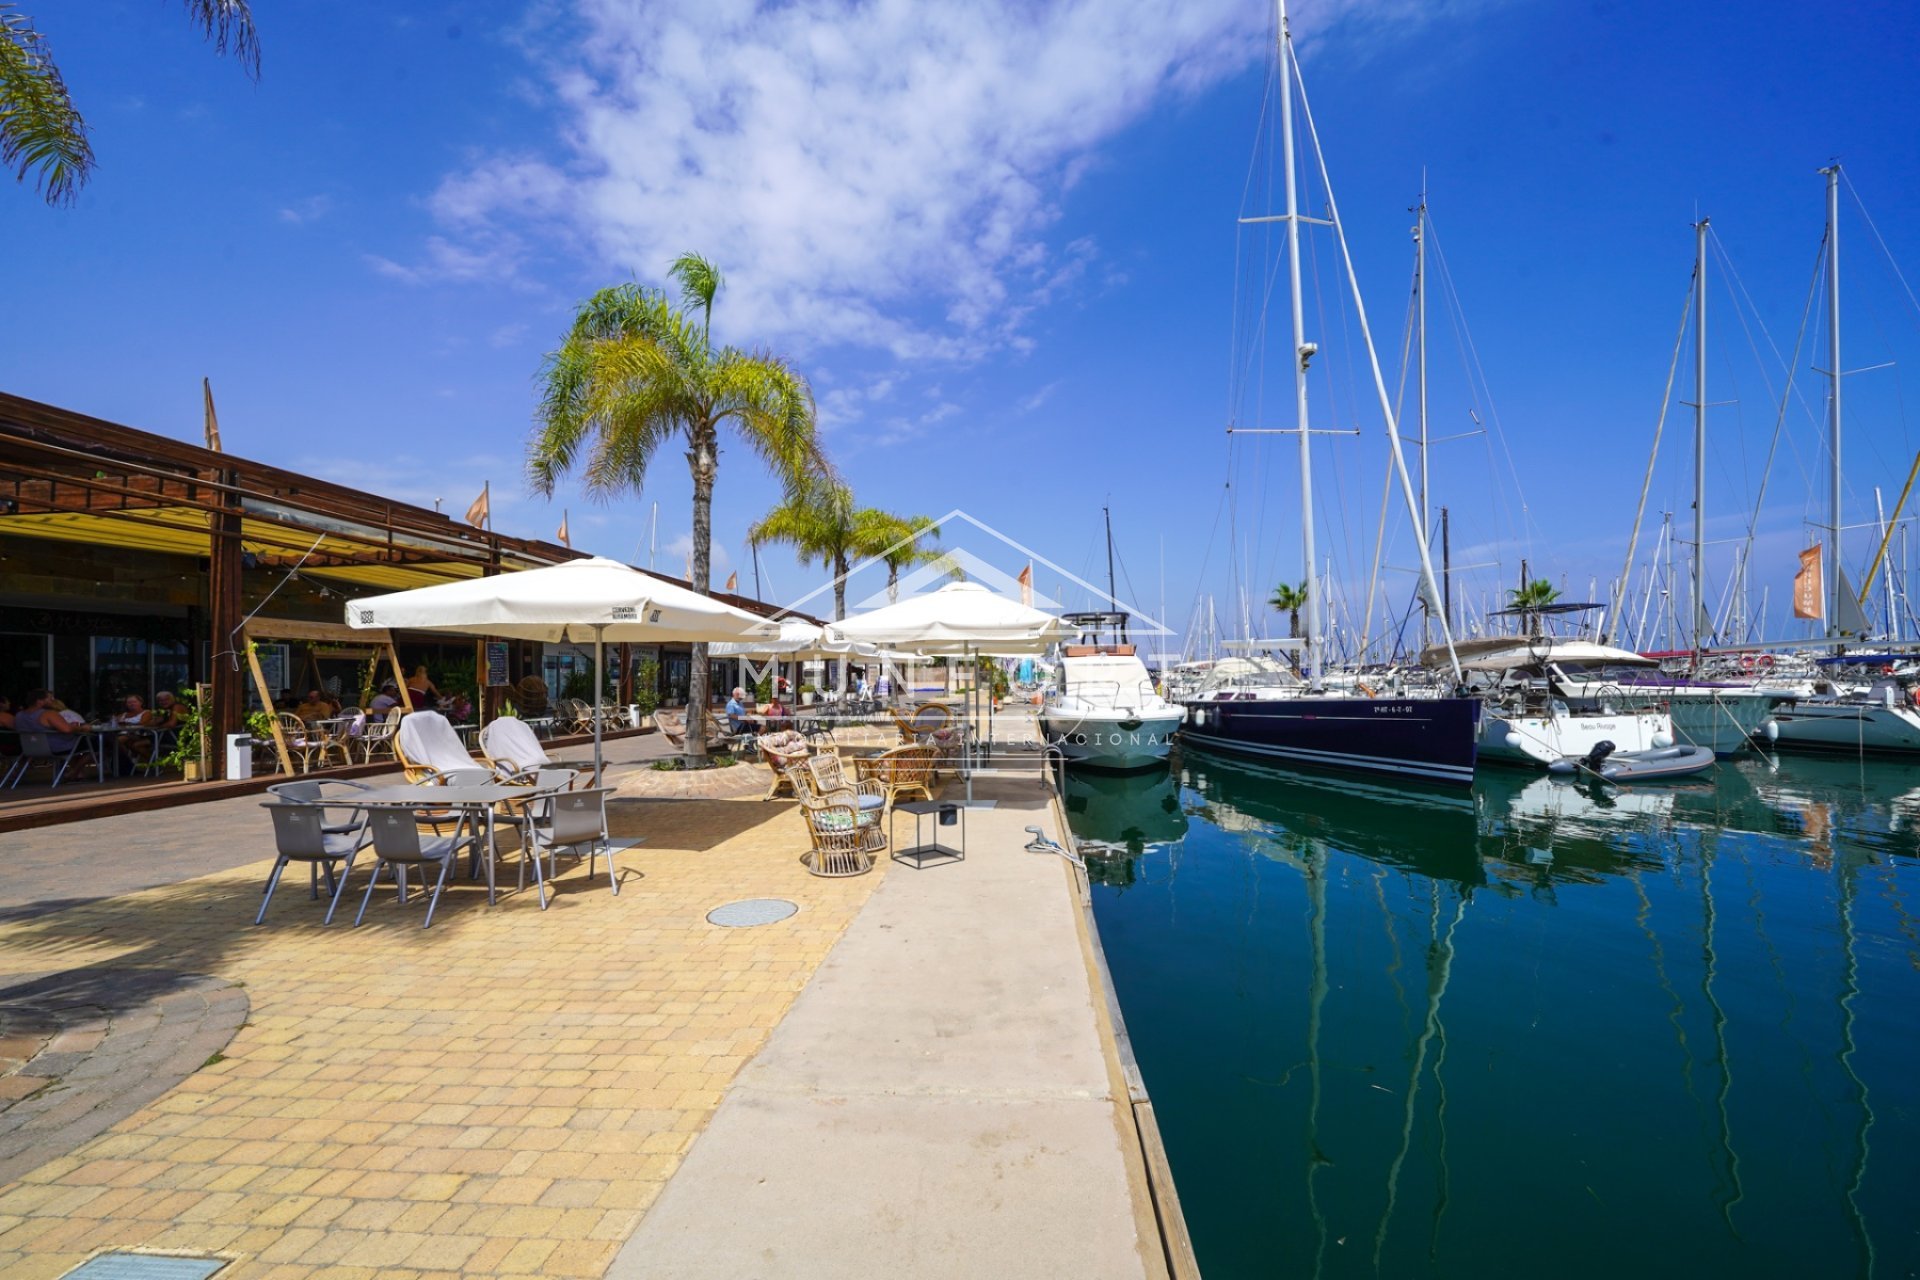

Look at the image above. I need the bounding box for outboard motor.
[1582,740,1616,771]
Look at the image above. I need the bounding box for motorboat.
[1546,740,1717,782]
[1040,645,1184,770]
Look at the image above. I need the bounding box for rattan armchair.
[803,753,888,814]
[756,730,811,799]
[783,762,884,877]
[856,744,937,806]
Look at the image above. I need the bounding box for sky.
[8,0,1920,656]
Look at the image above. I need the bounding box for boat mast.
[1103,502,1127,646]
[1692,216,1710,653]
[1416,185,1430,648]
[1277,0,1321,687]
[1823,163,1844,641]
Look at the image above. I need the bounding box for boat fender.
[1763,718,1779,741]
[1651,732,1673,749]
[1503,731,1523,749]
[1192,708,1207,728]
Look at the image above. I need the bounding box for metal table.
[351,782,556,904]
[890,800,966,868]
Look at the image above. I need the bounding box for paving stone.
[0,762,880,1279]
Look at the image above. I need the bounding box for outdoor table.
[890,799,966,869]
[350,781,559,904]
[78,723,165,785]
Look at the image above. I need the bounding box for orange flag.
[1793,545,1823,620]
[725,571,738,593]
[556,511,570,547]
[1017,562,1033,607]
[465,483,490,529]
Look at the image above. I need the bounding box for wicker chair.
[856,744,937,807]
[802,753,888,816]
[656,707,733,753]
[357,708,402,763]
[756,730,811,800]
[275,712,346,774]
[783,762,884,877]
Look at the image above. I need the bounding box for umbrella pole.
[965,643,975,807]
[593,625,605,785]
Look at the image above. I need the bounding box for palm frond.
[179,0,260,78]
[709,347,828,493]
[669,252,723,328]
[1,7,92,205]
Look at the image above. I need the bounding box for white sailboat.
[1772,164,1920,756]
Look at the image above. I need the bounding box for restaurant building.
[0,392,793,777]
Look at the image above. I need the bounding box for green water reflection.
[1084,751,1920,1278]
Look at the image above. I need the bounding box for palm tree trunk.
[887,562,900,604]
[686,427,718,759]
[834,553,850,695]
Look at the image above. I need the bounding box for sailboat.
[1769,165,1920,756]
[1175,0,1482,787]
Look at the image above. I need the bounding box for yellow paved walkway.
[0,796,881,1279]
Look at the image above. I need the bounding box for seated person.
[764,693,789,720]
[725,687,749,733]
[294,689,337,723]
[148,690,182,750]
[369,682,402,714]
[18,689,84,754]
[111,694,156,773]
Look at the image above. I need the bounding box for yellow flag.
[465,484,490,529]
[1793,545,1823,620]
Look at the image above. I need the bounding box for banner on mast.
[1793,545,1823,620]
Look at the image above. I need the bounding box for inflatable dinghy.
[1546,739,1715,782]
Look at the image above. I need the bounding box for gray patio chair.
[517,786,630,909]
[356,804,481,928]
[6,730,93,790]
[259,800,371,926]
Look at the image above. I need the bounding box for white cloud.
[663,532,732,578]
[391,0,1493,357]
[279,195,332,225]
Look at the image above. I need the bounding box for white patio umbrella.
[829,581,1068,802]
[347,555,775,779]
[710,617,883,704]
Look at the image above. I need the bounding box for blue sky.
[7,0,1920,654]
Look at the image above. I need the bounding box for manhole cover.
[62,1254,228,1280]
[706,898,799,927]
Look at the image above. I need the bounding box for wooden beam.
[207,467,245,779]
[242,618,393,645]
[389,643,414,713]
[244,634,295,777]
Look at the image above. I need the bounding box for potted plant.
[159,688,208,781]
[800,682,818,706]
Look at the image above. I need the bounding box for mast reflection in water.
[1087,748,1919,1278]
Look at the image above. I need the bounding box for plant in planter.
[800,682,818,706]
[633,659,662,715]
[159,688,208,780]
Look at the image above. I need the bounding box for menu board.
[485,640,510,687]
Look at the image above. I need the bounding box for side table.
[891,800,966,868]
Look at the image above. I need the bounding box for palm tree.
[748,480,887,624]
[1269,581,1309,639]
[1507,578,1562,635]
[530,255,827,757]
[855,511,943,602]
[4,1,259,206]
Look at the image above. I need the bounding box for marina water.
[1075,752,1919,1278]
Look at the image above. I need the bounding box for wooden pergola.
[239,619,412,776]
